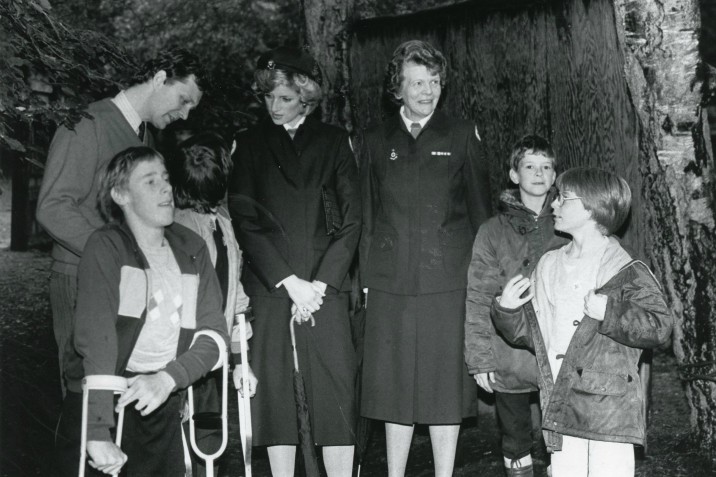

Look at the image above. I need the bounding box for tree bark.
[302,0,357,129]
[614,0,716,462]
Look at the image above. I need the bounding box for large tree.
[303,0,716,465]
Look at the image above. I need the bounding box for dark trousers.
[56,390,186,476]
[49,270,77,396]
[494,391,535,460]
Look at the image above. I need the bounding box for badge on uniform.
[389,149,398,161]
[431,151,451,156]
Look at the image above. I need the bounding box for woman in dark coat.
[358,40,492,476]
[228,47,361,476]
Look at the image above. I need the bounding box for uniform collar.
[399,106,434,130]
[386,109,449,139]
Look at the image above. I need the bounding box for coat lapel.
[260,119,302,186]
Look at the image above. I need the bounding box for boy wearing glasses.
[494,167,672,477]
[465,135,567,476]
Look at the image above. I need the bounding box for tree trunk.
[302,0,356,129]
[614,0,716,463]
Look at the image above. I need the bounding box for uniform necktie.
[410,122,421,139]
[138,122,146,142]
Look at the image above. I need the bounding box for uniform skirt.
[360,289,477,424]
[249,292,357,446]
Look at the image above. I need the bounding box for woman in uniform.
[228,47,361,477]
[358,40,493,477]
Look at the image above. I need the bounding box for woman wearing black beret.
[228,47,361,476]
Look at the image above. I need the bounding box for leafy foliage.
[55,0,302,138]
[1,0,301,161]
[0,0,134,154]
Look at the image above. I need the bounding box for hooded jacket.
[465,189,567,392]
[64,221,228,441]
[493,237,672,450]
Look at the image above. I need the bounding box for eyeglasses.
[556,193,583,206]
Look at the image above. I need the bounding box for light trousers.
[551,434,634,477]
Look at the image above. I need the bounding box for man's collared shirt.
[111,91,143,136]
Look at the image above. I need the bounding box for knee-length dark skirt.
[249,293,357,446]
[360,289,477,425]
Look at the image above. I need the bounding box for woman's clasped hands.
[283,275,326,323]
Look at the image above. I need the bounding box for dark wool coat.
[228,115,361,295]
[465,188,568,392]
[493,241,672,450]
[359,111,492,294]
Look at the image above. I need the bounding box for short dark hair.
[132,48,208,91]
[170,132,232,213]
[556,167,632,235]
[385,40,447,106]
[98,147,165,222]
[510,135,556,171]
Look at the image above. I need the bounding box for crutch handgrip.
[82,375,128,394]
[187,329,229,477]
[79,375,128,477]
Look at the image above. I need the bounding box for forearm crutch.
[186,330,229,477]
[235,311,253,477]
[79,375,128,477]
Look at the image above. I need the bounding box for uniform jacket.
[493,238,672,450]
[37,99,151,275]
[358,111,492,294]
[228,115,361,296]
[64,221,228,441]
[465,189,568,392]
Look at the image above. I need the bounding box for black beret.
[256,47,322,85]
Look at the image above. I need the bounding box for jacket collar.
[260,114,320,186]
[499,188,558,220]
[113,220,202,271]
[385,109,451,140]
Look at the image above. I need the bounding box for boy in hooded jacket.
[465,135,567,476]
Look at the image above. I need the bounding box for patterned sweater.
[64,221,228,441]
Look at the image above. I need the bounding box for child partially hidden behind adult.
[493,167,673,477]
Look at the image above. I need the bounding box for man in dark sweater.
[36,49,207,393]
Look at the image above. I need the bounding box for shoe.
[505,459,534,477]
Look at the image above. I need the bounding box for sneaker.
[505,459,534,477]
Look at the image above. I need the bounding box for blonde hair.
[253,69,322,114]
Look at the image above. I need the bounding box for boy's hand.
[498,275,533,310]
[116,371,175,416]
[86,440,127,475]
[584,290,607,321]
[233,365,258,397]
[474,372,496,393]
